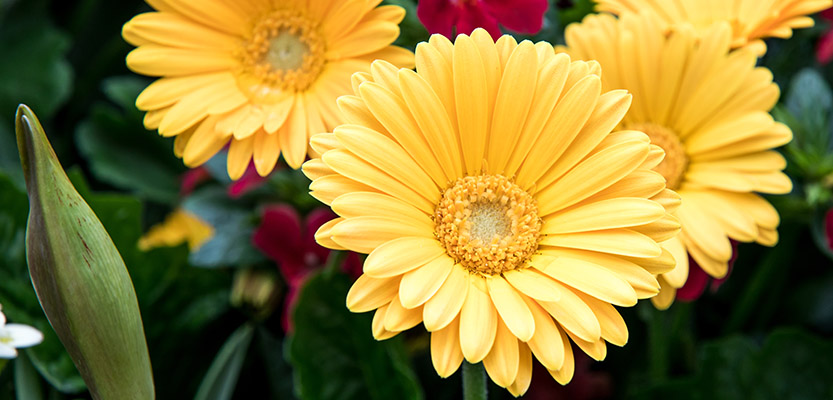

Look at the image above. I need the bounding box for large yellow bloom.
[595,0,832,55]
[560,13,792,308]
[304,29,680,395]
[122,0,414,179]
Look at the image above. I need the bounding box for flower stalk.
[462,362,487,400]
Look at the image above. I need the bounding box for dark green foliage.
[288,270,424,400]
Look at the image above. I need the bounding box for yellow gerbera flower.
[304,29,680,395]
[122,0,414,179]
[560,13,792,308]
[138,208,214,251]
[594,0,832,55]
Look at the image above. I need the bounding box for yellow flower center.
[629,122,689,189]
[434,175,541,276]
[237,10,325,101]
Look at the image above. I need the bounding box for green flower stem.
[322,250,347,278]
[646,305,670,382]
[725,223,800,333]
[462,361,487,400]
[0,359,8,374]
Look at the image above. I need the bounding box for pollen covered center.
[434,175,541,276]
[266,31,310,71]
[237,10,326,100]
[629,122,689,189]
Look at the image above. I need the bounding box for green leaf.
[695,336,758,400]
[194,324,255,400]
[14,352,44,400]
[647,329,833,400]
[724,224,800,333]
[266,168,321,212]
[557,0,595,29]
[15,105,154,399]
[75,76,185,203]
[256,327,294,398]
[0,123,25,190]
[752,329,833,398]
[0,1,72,120]
[183,186,265,268]
[288,271,424,400]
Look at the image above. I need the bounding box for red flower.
[825,208,833,250]
[252,205,361,331]
[417,0,549,40]
[227,163,268,199]
[677,241,738,301]
[180,166,211,197]
[816,8,833,64]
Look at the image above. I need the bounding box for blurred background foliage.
[0,0,832,399]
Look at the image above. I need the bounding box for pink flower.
[825,208,833,250]
[227,163,268,199]
[180,166,211,197]
[816,8,833,64]
[252,205,360,331]
[677,241,738,301]
[417,0,549,40]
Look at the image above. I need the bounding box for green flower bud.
[15,105,154,400]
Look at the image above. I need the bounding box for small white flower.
[0,308,44,359]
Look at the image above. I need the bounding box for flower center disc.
[434,175,541,276]
[237,11,325,100]
[266,31,310,71]
[629,122,689,189]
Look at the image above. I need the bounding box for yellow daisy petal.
[522,295,565,371]
[363,237,445,278]
[399,256,454,309]
[564,328,607,361]
[542,198,666,234]
[651,276,677,310]
[346,274,401,313]
[453,34,490,176]
[540,257,639,307]
[547,327,576,385]
[537,285,601,343]
[460,276,497,363]
[423,266,469,332]
[482,320,520,388]
[487,277,535,342]
[330,217,434,254]
[503,268,562,303]
[383,294,422,331]
[431,316,464,378]
[507,344,533,397]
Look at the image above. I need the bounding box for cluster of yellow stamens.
[629,122,689,189]
[238,10,325,95]
[434,175,542,276]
